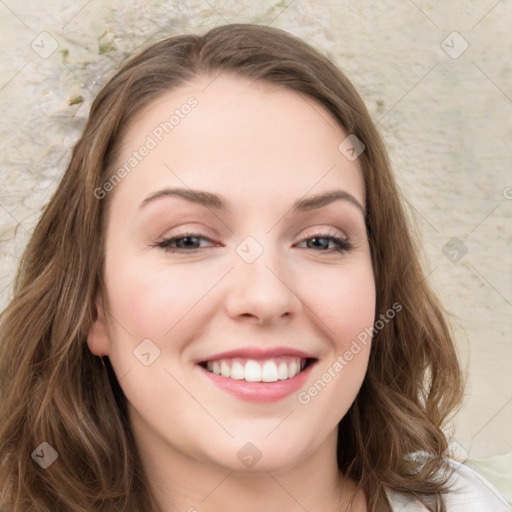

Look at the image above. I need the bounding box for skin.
[87,74,375,512]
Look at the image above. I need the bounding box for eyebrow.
[139,187,365,215]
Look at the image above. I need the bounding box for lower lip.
[199,363,315,403]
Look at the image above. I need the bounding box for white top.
[385,459,511,511]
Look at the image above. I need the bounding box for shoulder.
[385,459,511,512]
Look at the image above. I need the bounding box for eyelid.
[299,226,346,239]
[156,226,346,244]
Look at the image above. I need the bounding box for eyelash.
[154,229,353,254]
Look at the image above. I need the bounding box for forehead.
[109,74,365,215]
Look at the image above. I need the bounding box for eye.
[296,231,353,253]
[155,232,218,253]
[154,230,353,254]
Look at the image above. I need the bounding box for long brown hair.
[0,23,463,511]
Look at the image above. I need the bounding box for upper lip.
[196,346,317,363]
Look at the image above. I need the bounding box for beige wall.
[1,0,510,492]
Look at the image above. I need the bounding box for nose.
[224,246,302,325]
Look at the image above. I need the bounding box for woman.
[0,23,509,512]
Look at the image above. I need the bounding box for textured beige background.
[0,0,511,499]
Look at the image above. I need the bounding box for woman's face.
[87,74,375,474]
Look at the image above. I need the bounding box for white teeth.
[278,362,288,380]
[288,361,297,378]
[231,362,245,380]
[261,361,278,382]
[244,360,262,382]
[220,361,231,378]
[203,357,308,382]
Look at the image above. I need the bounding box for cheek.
[106,256,222,340]
[306,260,376,349]
[295,262,375,428]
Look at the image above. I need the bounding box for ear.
[86,289,111,356]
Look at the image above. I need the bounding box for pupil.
[310,237,328,250]
[181,236,198,248]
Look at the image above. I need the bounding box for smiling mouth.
[199,356,315,382]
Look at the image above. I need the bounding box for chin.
[200,434,318,475]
